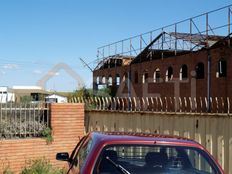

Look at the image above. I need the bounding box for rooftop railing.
[97,4,232,63]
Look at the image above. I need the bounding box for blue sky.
[0,0,230,91]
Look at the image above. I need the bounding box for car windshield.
[94,144,221,174]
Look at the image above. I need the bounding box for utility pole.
[207,49,211,112]
[206,12,211,113]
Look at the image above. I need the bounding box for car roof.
[89,131,201,148]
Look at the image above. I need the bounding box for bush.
[21,158,65,174]
[41,127,53,144]
[3,168,14,174]
[0,120,47,139]
[1,160,14,174]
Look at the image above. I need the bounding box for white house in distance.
[45,94,67,103]
[0,86,15,103]
[0,86,68,103]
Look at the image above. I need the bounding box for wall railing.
[0,102,50,139]
[69,96,231,114]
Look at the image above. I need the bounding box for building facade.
[93,5,232,104]
[93,33,232,99]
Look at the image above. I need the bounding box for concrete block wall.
[0,103,85,173]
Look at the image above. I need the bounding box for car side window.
[185,149,216,174]
[69,136,87,164]
[78,138,93,170]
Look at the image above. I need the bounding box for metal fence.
[0,102,50,139]
[70,96,231,114]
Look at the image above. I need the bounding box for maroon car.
[56,132,224,174]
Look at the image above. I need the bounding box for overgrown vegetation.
[68,87,112,99]
[3,169,14,174]
[0,101,51,140]
[0,120,47,139]
[67,87,91,100]
[2,166,14,174]
[41,127,53,144]
[19,94,46,103]
[19,96,33,103]
[21,158,65,174]
[95,87,112,97]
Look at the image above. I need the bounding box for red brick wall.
[0,103,85,173]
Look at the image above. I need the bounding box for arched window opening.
[154,68,161,83]
[166,67,173,82]
[142,71,149,84]
[134,71,138,84]
[195,62,204,79]
[116,74,120,86]
[180,64,188,80]
[217,59,227,78]
[96,76,100,85]
[102,76,106,84]
[108,75,112,86]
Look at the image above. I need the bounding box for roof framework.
[94,55,133,70]
[94,4,232,69]
[131,31,225,64]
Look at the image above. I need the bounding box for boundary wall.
[86,110,232,174]
[0,103,85,173]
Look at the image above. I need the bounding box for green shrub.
[41,127,53,144]
[3,168,14,174]
[1,161,14,174]
[21,158,64,174]
[0,120,47,139]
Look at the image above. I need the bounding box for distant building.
[12,86,49,102]
[0,86,15,103]
[93,33,231,98]
[0,86,69,103]
[45,94,67,103]
[93,6,232,100]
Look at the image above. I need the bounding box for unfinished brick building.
[93,5,232,100]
